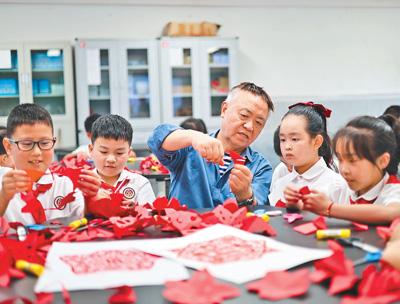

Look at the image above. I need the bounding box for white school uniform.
[1,169,85,225]
[96,167,155,205]
[268,157,349,206]
[270,162,291,193]
[346,173,400,206]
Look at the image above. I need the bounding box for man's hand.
[77,169,101,198]
[229,164,253,201]
[192,133,224,164]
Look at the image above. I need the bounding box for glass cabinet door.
[208,47,230,117]
[0,49,20,116]
[30,49,66,115]
[170,48,193,117]
[126,49,150,118]
[88,49,111,114]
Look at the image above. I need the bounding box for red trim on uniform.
[387,175,400,184]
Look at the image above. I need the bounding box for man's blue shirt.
[147,124,272,209]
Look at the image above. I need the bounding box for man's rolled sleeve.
[147,124,185,171]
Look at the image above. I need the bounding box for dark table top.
[0,206,386,303]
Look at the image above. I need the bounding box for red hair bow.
[288,101,332,118]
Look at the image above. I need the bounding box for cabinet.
[0,42,76,148]
[74,39,160,146]
[159,37,238,130]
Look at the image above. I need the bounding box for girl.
[268,102,349,207]
[302,115,400,224]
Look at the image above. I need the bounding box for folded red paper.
[109,285,136,304]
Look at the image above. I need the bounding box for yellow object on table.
[15,260,44,277]
[316,229,351,240]
[68,217,88,229]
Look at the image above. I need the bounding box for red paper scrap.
[109,286,136,304]
[247,268,310,300]
[294,222,317,235]
[163,269,240,304]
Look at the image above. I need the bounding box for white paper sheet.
[0,50,12,69]
[128,224,332,284]
[35,240,189,292]
[86,49,101,85]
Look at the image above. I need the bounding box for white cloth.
[96,168,155,205]
[268,157,349,206]
[71,144,90,155]
[1,169,85,225]
[270,162,290,192]
[347,173,400,206]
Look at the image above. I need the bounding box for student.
[268,102,349,207]
[301,115,400,224]
[180,117,208,134]
[270,125,291,192]
[0,104,100,225]
[148,82,274,208]
[0,130,14,172]
[65,113,101,159]
[88,114,155,208]
[383,105,400,120]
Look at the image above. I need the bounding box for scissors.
[337,237,382,267]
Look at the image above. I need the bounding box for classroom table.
[0,206,386,303]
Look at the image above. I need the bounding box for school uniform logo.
[54,196,66,210]
[122,187,135,200]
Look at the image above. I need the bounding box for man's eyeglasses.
[9,138,56,151]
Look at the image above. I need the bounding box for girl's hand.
[283,184,302,204]
[302,190,331,215]
[78,169,101,198]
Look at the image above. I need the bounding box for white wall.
[1,2,399,166]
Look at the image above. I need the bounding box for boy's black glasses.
[9,138,56,151]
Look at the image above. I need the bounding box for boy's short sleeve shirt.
[97,168,156,205]
[1,169,85,225]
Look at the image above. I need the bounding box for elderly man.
[148,82,274,208]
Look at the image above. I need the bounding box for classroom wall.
[1,2,399,167]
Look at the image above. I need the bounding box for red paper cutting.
[109,286,136,304]
[25,169,45,189]
[20,191,47,224]
[172,235,269,264]
[247,268,310,300]
[60,249,158,274]
[299,186,311,195]
[229,151,245,165]
[294,222,317,235]
[163,269,240,304]
[312,216,327,229]
[352,222,369,231]
[36,292,54,304]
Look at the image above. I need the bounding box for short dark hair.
[333,115,400,175]
[7,104,53,138]
[383,105,400,119]
[180,118,208,134]
[0,126,6,137]
[84,113,101,133]
[0,133,6,154]
[229,82,274,112]
[91,114,133,145]
[282,104,333,168]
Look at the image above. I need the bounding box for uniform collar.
[94,167,129,187]
[349,173,389,201]
[287,157,327,181]
[36,169,53,184]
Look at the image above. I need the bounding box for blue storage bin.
[0,78,18,96]
[38,79,51,94]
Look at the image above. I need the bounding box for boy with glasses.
[0,104,100,224]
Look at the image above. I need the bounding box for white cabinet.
[159,37,238,130]
[74,39,160,147]
[0,42,76,148]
